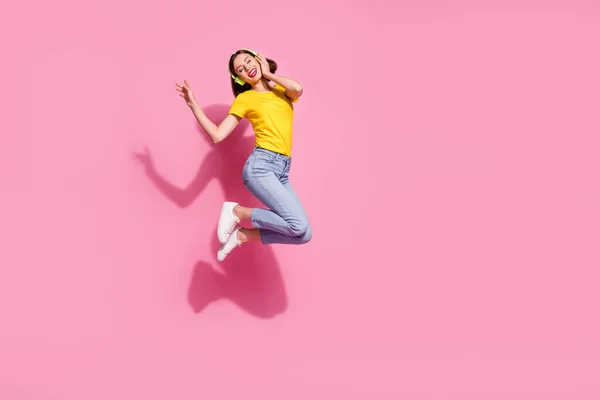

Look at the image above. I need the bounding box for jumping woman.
[175,49,312,261]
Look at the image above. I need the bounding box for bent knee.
[300,224,312,244]
[289,219,310,237]
[292,221,311,244]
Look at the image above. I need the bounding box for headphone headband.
[229,48,258,86]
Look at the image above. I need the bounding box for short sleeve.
[228,94,248,118]
[274,83,298,103]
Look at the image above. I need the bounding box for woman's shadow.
[133,104,288,319]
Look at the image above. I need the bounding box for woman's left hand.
[256,53,272,79]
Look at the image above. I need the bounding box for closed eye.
[237,57,251,73]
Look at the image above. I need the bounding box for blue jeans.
[242,147,312,245]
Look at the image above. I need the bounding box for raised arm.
[255,54,303,101]
[176,80,241,143]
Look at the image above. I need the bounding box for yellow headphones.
[229,48,258,86]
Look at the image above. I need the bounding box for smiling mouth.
[248,68,257,78]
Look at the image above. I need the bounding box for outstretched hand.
[132,146,155,174]
[176,80,198,108]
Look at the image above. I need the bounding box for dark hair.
[228,49,277,97]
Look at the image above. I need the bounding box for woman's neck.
[251,78,272,92]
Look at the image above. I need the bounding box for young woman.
[175,49,311,261]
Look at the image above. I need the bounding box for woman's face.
[232,53,261,84]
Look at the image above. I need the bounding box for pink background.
[1,0,600,398]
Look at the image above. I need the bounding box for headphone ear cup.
[230,72,244,86]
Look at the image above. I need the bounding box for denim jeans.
[242,147,312,245]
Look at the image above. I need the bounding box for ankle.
[232,205,242,221]
[233,205,252,221]
[237,229,248,243]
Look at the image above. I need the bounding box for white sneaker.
[217,201,240,244]
[217,226,242,262]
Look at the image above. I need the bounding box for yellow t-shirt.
[228,84,297,156]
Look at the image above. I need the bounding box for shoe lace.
[226,219,238,232]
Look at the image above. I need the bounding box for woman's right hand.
[176,80,198,108]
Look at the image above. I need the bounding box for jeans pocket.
[285,158,292,175]
[256,151,277,163]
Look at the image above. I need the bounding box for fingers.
[175,81,191,91]
[176,81,194,95]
